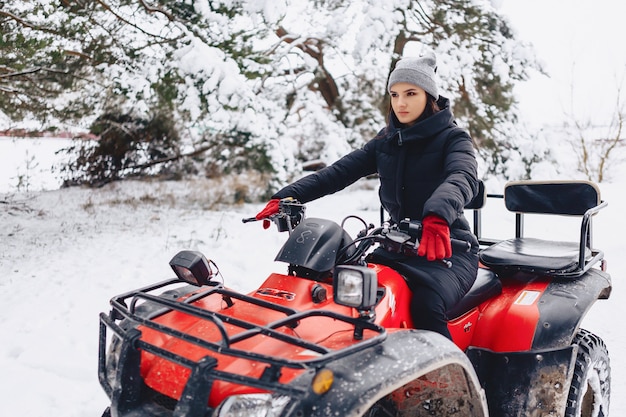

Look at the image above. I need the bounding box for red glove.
[255,199,280,229]
[417,215,452,261]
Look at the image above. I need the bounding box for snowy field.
[0,137,624,416]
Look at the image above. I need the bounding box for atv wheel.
[362,395,397,417]
[564,329,610,417]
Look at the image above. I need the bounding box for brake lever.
[242,199,306,233]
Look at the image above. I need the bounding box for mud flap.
[466,345,577,417]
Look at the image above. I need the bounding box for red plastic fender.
[469,278,549,352]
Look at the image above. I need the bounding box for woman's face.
[389,82,427,126]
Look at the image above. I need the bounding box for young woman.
[256,52,479,340]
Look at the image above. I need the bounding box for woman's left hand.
[417,215,452,261]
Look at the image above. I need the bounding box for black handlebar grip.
[451,238,471,252]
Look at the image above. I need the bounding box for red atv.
[98,180,611,417]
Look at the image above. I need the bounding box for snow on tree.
[1,0,544,192]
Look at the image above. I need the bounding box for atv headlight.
[169,250,214,286]
[333,265,378,310]
[215,393,290,417]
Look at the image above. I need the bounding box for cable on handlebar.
[336,227,386,266]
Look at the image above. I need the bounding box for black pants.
[367,242,478,341]
[409,283,452,339]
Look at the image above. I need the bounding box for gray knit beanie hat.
[387,52,439,98]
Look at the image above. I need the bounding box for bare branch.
[275,26,341,112]
[63,49,93,60]
[128,144,215,171]
[0,9,39,30]
[0,9,64,36]
[93,0,174,41]
[137,0,175,21]
[0,67,43,79]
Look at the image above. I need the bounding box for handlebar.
[244,202,471,268]
[242,199,306,233]
[398,218,471,252]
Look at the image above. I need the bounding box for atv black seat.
[447,268,501,319]
[479,181,607,278]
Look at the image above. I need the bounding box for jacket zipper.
[397,130,403,146]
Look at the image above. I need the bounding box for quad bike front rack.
[98,279,387,413]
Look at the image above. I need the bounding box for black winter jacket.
[273,96,478,233]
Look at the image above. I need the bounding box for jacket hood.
[388,96,455,145]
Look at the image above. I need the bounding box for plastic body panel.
[469,267,611,353]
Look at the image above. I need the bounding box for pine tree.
[1,0,543,187]
[255,0,544,179]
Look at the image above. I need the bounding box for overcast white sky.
[499,0,626,128]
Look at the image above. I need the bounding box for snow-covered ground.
[0,138,624,416]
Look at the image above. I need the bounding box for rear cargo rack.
[99,279,387,411]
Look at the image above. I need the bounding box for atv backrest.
[505,180,601,216]
[504,180,604,240]
[479,180,607,278]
